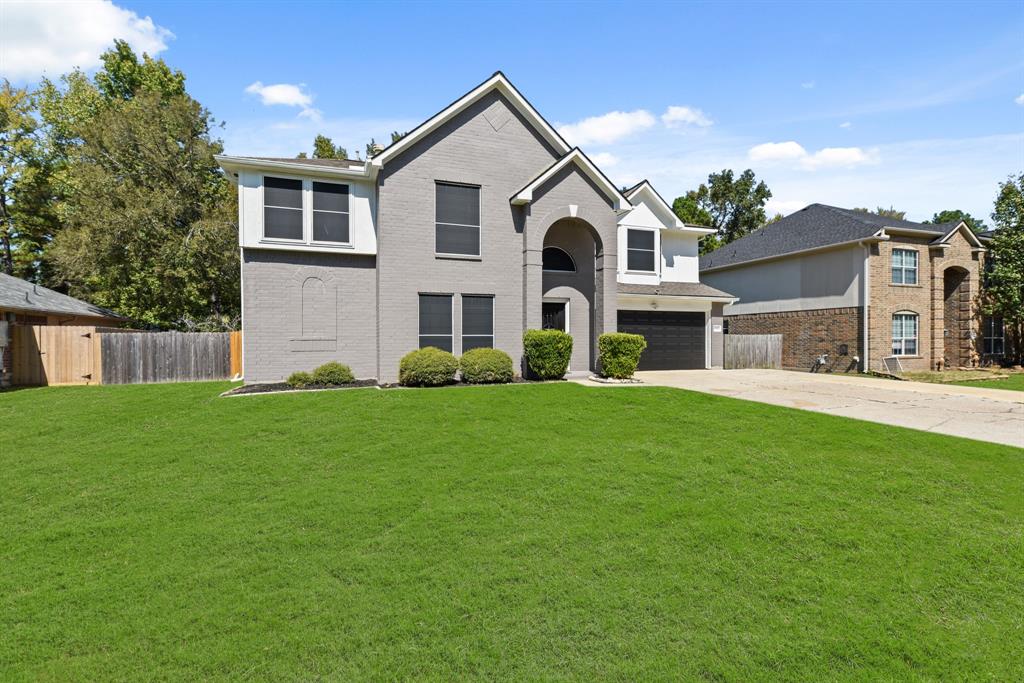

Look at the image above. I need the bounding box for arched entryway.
[943,266,971,367]
[540,217,603,373]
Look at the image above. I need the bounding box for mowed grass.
[952,373,1024,392]
[2,382,1022,680]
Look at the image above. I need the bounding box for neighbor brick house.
[699,204,997,372]
[217,73,734,384]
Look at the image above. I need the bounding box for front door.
[542,302,566,331]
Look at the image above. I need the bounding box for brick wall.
[726,307,862,372]
[868,227,982,371]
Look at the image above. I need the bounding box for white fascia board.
[512,148,629,211]
[700,235,887,274]
[371,72,571,167]
[625,181,716,234]
[215,155,376,181]
[936,221,984,248]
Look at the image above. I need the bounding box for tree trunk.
[0,191,14,275]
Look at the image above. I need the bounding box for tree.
[924,209,988,234]
[312,134,347,160]
[671,169,771,254]
[984,173,1024,363]
[390,130,406,144]
[93,39,185,102]
[0,81,56,280]
[853,206,906,220]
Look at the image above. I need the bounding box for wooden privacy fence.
[724,334,782,370]
[10,325,242,386]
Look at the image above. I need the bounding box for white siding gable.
[617,197,701,284]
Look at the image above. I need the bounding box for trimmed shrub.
[460,348,514,384]
[286,371,314,388]
[598,332,647,379]
[523,329,573,380]
[312,361,355,385]
[399,347,459,387]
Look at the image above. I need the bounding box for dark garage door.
[617,310,705,370]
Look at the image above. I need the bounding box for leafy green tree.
[93,39,185,102]
[0,81,57,280]
[924,209,988,233]
[312,134,347,160]
[984,174,1024,363]
[390,130,406,144]
[672,169,771,254]
[853,206,906,220]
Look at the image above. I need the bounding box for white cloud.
[0,0,173,81]
[245,81,321,121]
[839,121,852,129]
[661,105,713,128]
[801,81,816,89]
[1015,93,1024,106]
[557,109,656,146]
[748,140,878,170]
[589,152,619,168]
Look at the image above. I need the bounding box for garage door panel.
[617,310,705,370]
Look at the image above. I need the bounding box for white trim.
[861,242,871,372]
[260,174,354,248]
[933,221,985,249]
[891,247,919,285]
[217,155,374,180]
[624,180,715,234]
[624,227,658,275]
[372,72,570,167]
[891,311,919,357]
[511,148,629,211]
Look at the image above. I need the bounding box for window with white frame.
[419,294,453,352]
[312,181,350,243]
[983,316,1004,355]
[892,312,918,356]
[435,182,480,256]
[892,248,918,285]
[263,176,303,240]
[461,295,494,351]
[626,229,656,272]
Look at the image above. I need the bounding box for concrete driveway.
[580,369,1024,448]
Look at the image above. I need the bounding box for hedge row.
[399,347,515,386]
[287,361,355,388]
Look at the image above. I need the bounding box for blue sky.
[2,0,1023,221]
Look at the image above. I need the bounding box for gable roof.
[371,71,571,167]
[0,273,125,320]
[931,222,984,248]
[623,180,715,234]
[699,204,962,272]
[511,148,629,211]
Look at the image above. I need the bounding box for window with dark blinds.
[461,295,494,351]
[264,177,303,240]
[419,294,453,351]
[435,182,480,256]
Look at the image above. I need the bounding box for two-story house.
[699,204,996,373]
[217,73,734,384]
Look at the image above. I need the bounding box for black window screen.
[419,294,453,351]
[436,182,480,255]
[627,229,656,271]
[264,176,303,240]
[312,182,349,243]
[462,295,493,351]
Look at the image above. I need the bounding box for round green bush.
[523,329,573,380]
[312,361,355,385]
[598,332,647,379]
[460,348,514,384]
[399,347,459,387]
[286,370,314,388]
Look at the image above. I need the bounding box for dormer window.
[626,229,656,272]
[263,177,303,241]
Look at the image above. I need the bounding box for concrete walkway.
[577,369,1024,448]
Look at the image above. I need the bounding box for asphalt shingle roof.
[699,204,958,271]
[617,281,734,298]
[0,273,125,320]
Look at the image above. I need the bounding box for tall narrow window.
[983,317,1004,355]
[626,229,656,272]
[892,312,918,356]
[892,249,918,285]
[264,176,303,240]
[419,294,453,352]
[435,182,480,256]
[462,295,494,351]
[312,182,349,243]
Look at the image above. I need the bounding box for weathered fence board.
[725,334,783,370]
[100,331,231,384]
[11,325,101,386]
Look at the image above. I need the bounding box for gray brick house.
[218,73,733,384]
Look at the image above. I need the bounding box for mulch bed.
[221,379,379,396]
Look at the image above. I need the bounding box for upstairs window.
[312,182,350,243]
[892,248,918,285]
[436,182,480,256]
[542,247,576,272]
[892,312,918,356]
[626,229,656,272]
[462,295,494,351]
[419,294,453,352]
[983,316,1004,356]
[263,177,303,240]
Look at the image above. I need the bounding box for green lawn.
[3,382,1022,680]
[952,373,1024,392]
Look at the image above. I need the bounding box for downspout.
[860,241,871,372]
